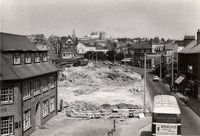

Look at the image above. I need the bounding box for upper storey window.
[13,53,21,65]
[34,53,40,63]
[43,52,48,62]
[25,53,31,64]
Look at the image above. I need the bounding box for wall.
[23,73,57,136]
[0,81,23,136]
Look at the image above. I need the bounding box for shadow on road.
[140,131,151,136]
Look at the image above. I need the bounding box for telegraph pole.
[144,53,146,113]
[160,55,162,79]
[171,53,174,87]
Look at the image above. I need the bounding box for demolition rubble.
[58,62,151,119]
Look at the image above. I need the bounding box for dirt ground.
[31,62,152,136]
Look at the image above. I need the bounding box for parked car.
[153,76,160,82]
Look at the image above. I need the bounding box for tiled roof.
[133,42,152,49]
[179,40,200,54]
[0,32,38,51]
[0,56,58,80]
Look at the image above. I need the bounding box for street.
[132,67,200,136]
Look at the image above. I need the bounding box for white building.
[77,42,96,54]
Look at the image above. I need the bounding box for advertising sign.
[156,123,177,135]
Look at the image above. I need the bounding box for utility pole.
[171,53,174,87]
[144,53,146,113]
[160,55,162,79]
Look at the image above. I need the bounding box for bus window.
[153,113,181,123]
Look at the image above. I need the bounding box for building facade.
[133,42,152,68]
[0,33,58,136]
[177,30,200,100]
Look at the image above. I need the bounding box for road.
[131,67,200,136]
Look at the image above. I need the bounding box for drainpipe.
[20,81,24,136]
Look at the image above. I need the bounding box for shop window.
[1,116,14,135]
[13,53,21,65]
[42,100,49,118]
[23,109,31,131]
[0,87,14,103]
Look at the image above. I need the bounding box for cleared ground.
[31,62,152,136]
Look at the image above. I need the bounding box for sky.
[1,0,200,39]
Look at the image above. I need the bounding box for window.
[49,97,55,112]
[49,76,55,89]
[43,53,47,62]
[1,116,14,135]
[23,109,31,131]
[25,53,31,64]
[0,87,14,103]
[41,78,48,92]
[34,53,40,63]
[34,80,40,96]
[23,81,31,100]
[42,100,49,118]
[30,80,35,95]
[13,53,21,65]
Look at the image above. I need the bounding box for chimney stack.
[183,35,195,47]
[197,29,200,45]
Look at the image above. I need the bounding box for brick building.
[133,41,152,68]
[0,33,58,136]
[177,30,200,100]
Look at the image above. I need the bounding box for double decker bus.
[152,95,181,136]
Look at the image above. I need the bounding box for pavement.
[161,82,200,118]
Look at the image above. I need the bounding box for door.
[35,102,41,128]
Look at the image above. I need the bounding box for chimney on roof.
[197,29,200,45]
[183,35,195,47]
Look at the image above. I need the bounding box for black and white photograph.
[1,0,200,136]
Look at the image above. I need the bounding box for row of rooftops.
[0,32,48,51]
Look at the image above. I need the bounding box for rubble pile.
[73,87,98,96]
[58,63,151,119]
[103,70,137,86]
[62,69,94,86]
[64,101,143,119]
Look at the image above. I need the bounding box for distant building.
[176,29,200,100]
[0,33,58,136]
[99,31,106,40]
[60,36,77,59]
[163,43,178,75]
[133,41,152,68]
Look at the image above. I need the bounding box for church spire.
[72,29,76,39]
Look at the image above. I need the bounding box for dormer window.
[34,53,40,63]
[25,53,31,64]
[13,53,21,65]
[43,53,48,62]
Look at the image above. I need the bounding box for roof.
[175,40,184,47]
[60,36,74,44]
[179,40,200,54]
[153,95,180,114]
[0,55,58,80]
[164,43,177,50]
[0,32,38,51]
[133,42,152,49]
